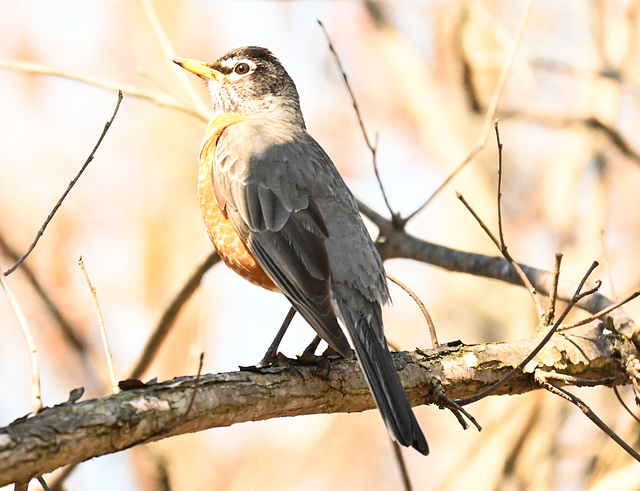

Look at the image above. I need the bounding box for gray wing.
[213,120,352,357]
[214,122,428,453]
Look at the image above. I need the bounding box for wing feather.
[213,121,351,357]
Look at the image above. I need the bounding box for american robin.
[174,46,428,455]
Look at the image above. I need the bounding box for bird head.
[174,46,304,126]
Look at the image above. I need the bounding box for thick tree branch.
[0,329,632,486]
[361,204,638,339]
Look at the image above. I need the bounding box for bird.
[173,46,428,455]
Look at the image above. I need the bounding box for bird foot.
[239,352,305,383]
[255,348,281,369]
[296,351,332,378]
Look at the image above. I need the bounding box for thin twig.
[560,290,640,330]
[78,256,118,394]
[495,121,506,249]
[391,440,413,491]
[433,381,482,432]
[456,261,600,406]
[49,187,217,491]
[3,91,124,276]
[457,191,543,314]
[404,0,536,223]
[0,60,207,120]
[317,20,398,223]
[538,371,625,387]
[370,133,399,225]
[541,253,563,328]
[386,273,439,348]
[493,121,544,315]
[613,386,640,425]
[535,370,640,462]
[139,0,212,119]
[0,269,42,413]
[361,195,637,338]
[317,20,373,151]
[37,477,51,491]
[455,193,500,244]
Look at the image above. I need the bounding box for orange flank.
[198,113,278,292]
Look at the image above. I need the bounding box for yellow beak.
[173,58,222,81]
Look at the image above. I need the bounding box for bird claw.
[273,353,306,383]
[299,354,332,379]
[240,352,305,383]
[255,349,280,369]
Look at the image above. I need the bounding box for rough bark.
[0,328,633,486]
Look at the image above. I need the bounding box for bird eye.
[233,62,251,75]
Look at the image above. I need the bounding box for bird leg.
[246,310,332,380]
[256,306,297,367]
[298,335,322,362]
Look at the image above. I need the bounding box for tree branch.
[0,330,631,486]
[369,220,638,339]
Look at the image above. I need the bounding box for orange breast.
[198,114,278,292]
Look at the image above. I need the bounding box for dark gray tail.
[345,310,428,455]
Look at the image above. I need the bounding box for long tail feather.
[345,311,428,455]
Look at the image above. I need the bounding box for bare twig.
[3,91,124,276]
[386,273,439,348]
[37,477,51,491]
[457,191,543,314]
[363,199,637,338]
[613,386,640,424]
[317,20,373,153]
[370,133,398,224]
[535,369,640,462]
[139,0,212,119]
[495,121,506,249]
[391,440,413,491]
[78,256,118,394]
[456,194,500,250]
[538,371,625,387]
[456,261,600,406]
[0,60,208,120]
[317,20,398,223]
[541,253,563,328]
[0,269,42,413]
[404,0,536,223]
[433,381,482,432]
[561,290,640,330]
[493,121,544,315]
